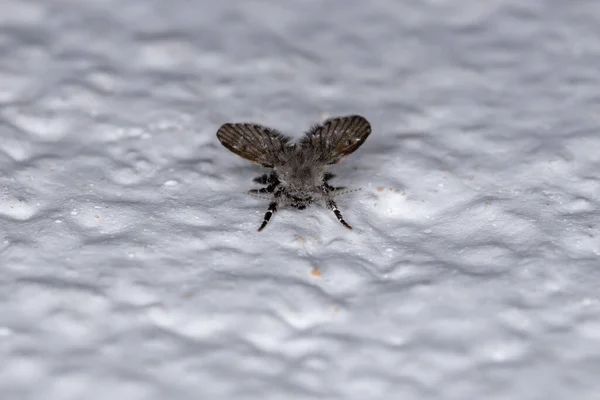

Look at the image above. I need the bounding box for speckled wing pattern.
[216,123,293,168]
[300,115,371,164]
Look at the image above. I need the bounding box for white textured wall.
[1,1,599,399]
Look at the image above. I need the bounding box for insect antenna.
[329,187,362,197]
[247,191,272,200]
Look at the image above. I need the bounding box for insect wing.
[216,123,292,167]
[300,115,371,164]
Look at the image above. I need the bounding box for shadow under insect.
[216,115,371,231]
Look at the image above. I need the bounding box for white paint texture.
[1,1,599,399]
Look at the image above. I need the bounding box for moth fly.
[216,115,371,231]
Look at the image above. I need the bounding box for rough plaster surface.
[1,1,599,399]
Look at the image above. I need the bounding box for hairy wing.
[216,123,293,167]
[300,115,371,164]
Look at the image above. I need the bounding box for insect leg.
[253,174,269,184]
[249,182,279,195]
[257,202,278,232]
[254,172,280,185]
[326,199,352,230]
[324,172,336,182]
[323,182,346,193]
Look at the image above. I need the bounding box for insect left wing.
[216,123,293,168]
[300,115,371,164]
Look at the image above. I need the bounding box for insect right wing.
[300,115,371,164]
[216,123,293,168]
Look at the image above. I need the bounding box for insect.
[216,115,371,231]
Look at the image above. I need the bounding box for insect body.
[216,115,371,231]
